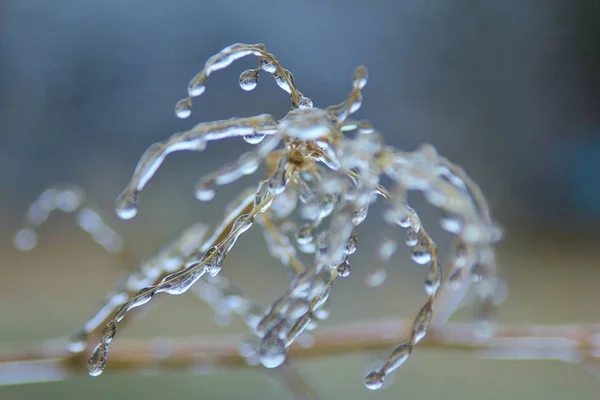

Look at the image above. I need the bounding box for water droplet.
[175,98,192,119]
[239,69,259,91]
[242,133,266,144]
[364,371,384,391]
[14,228,37,251]
[115,191,138,220]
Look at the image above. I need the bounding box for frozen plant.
[13,43,503,391]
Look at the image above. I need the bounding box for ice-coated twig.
[14,186,124,256]
[88,189,275,376]
[115,114,280,219]
[12,43,510,395]
[2,320,598,386]
[181,43,305,114]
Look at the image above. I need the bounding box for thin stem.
[1,319,598,386]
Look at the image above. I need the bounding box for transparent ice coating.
[15,43,502,388]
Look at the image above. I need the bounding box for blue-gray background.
[1,1,599,399]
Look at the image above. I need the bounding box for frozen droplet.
[128,291,153,310]
[364,371,384,391]
[337,259,351,277]
[366,268,387,287]
[349,94,362,114]
[425,263,441,296]
[239,69,259,91]
[440,214,462,234]
[259,57,277,73]
[242,133,266,144]
[259,334,287,368]
[175,98,192,119]
[238,154,260,174]
[297,333,315,348]
[273,70,292,93]
[254,180,273,212]
[77,208,102,232]
[313,307,329,320]
[412,303,432,344]
[56,189,83,212]
[411,248,432,265]
[353,66,368,90]
[115,191,138,220]
[188,75,206,97]
[14,228,37,251]
[298,96,313,109]
[26,204,49,225]
[67,329,87,353]
[88,344,106,377]
[286,299,310,319]
[195,185,216,202]
[358,120,375,134]
[345,233,357,255]
[405,230,419,247]
[378,238,396,260]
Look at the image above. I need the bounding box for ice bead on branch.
[17,43,503,391]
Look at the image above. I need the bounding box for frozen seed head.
[68,42,502,388]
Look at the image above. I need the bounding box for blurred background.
[1,0,599,399]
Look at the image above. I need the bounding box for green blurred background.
[1,0,599,399]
